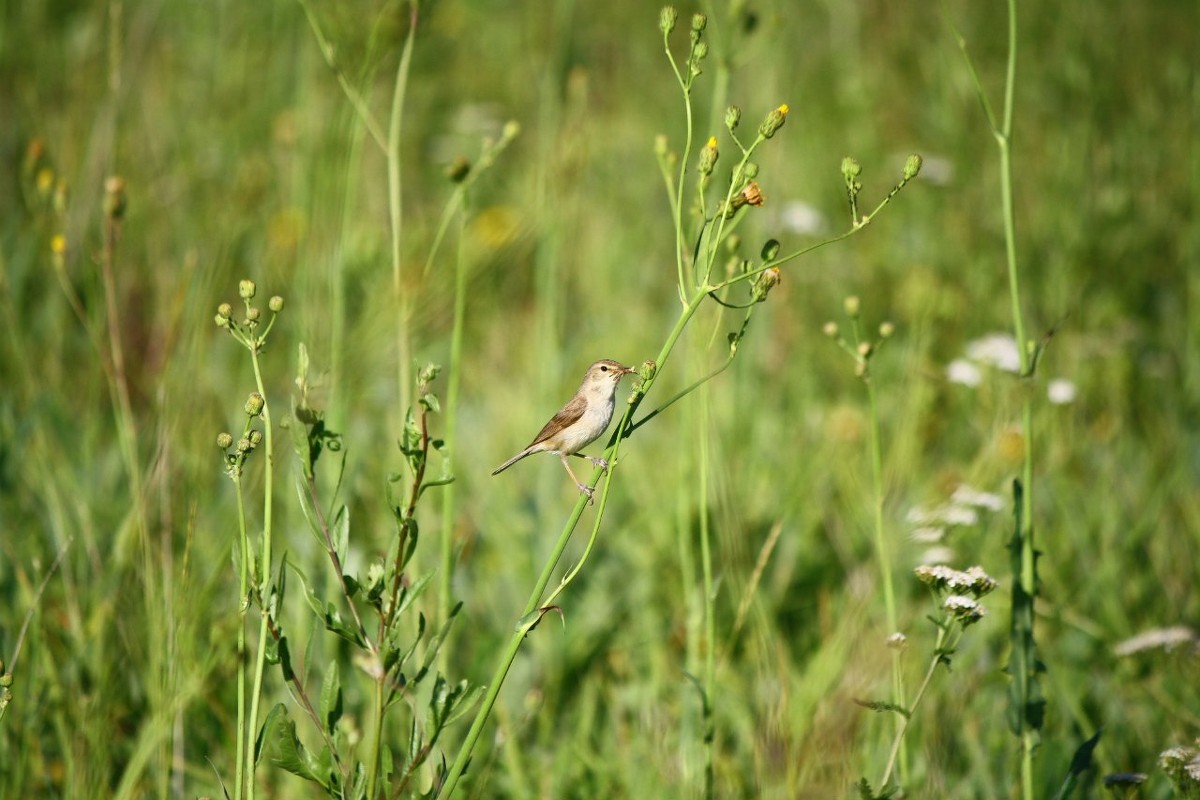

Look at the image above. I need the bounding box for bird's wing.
[528,393,587,447]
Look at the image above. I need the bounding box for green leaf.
[257,703,318,783]
[332,505,349,565]
[319,660,343,736]
[1052,729,1102,800]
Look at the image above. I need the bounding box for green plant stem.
[878,626,954,788]
[234,480,250,800]
[698,384,715,800]
[865,369,905,780]
[244,351,275,800]
[438,211,468,672]
[389,2,418,414]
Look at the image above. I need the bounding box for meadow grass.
[1,1,1198,798]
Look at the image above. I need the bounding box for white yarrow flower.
[946,358,982,387]
[966,333,1021,373]
[952,484,1005,512]
[1113,626,1197,657]
[1047,378,1077,405]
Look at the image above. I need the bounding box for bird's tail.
[491,449,532,475]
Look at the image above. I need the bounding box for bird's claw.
[577,483,596,505]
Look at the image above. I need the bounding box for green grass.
[2,1,1198,798]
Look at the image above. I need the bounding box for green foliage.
[0,1,1196,799]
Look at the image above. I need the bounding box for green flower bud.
[0,673,11,688]
[654,134,669,157]
[249,429,263,446]
[725,106,741,132]
[217,303,232,319]
[879,321,896,338]
[743,162,759,179]
[857,341,872,358]
[238,279,256,299]
[217,432,234,449]
[659,6,678,35]
[638,360,658,382]
[698,136,719,176]
[758,104,788,139]
[214,314,230,328]
[693,41,709,61]
[760,238,780,262]
[691,12,707,33]
[843,295,861,318]
[268,295,284,312]
[245,392,265,417]
[237,437,252,453]
[841,157,862,180]
[246,307,261,322]
[446,156,471,184]
[822,321,838,338]
[903,153,923,180]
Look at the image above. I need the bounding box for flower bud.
[238,279,256,299]
[691,12,707,33]
[693,41,709,61]
[822,321,838,338]
[724,106,741,132]
[217,432,234,449]
[446,156,471,184]
[269,295,284,312]
[758,104,788,139]
[760,238,780,262]
[638,360,657,382]
[246,307,261,322]
[654,134,669,157]
[698,136,719,176]
[237,437,252,453]
[103,176,127,220]
[857,341,872,358]
[245,392,265,417]
[751,267,781,303]
[659,6,678,35]
[843,295,861,318]
[249,429,263,446]
[879,321,896,338]
[217,303,233,319]
[841,157,862,181]
[743,162,759,179]
[903,153,923,180]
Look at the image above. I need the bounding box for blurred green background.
[2,0,1197,797]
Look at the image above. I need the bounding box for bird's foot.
[585,455,610,471]
[576,483,596,505]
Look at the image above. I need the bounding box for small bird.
[492,359,636,503]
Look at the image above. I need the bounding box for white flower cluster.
[946,331,1078,405]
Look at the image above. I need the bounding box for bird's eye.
[600,365,608,372]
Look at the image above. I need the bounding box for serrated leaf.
[319,660,343,736]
